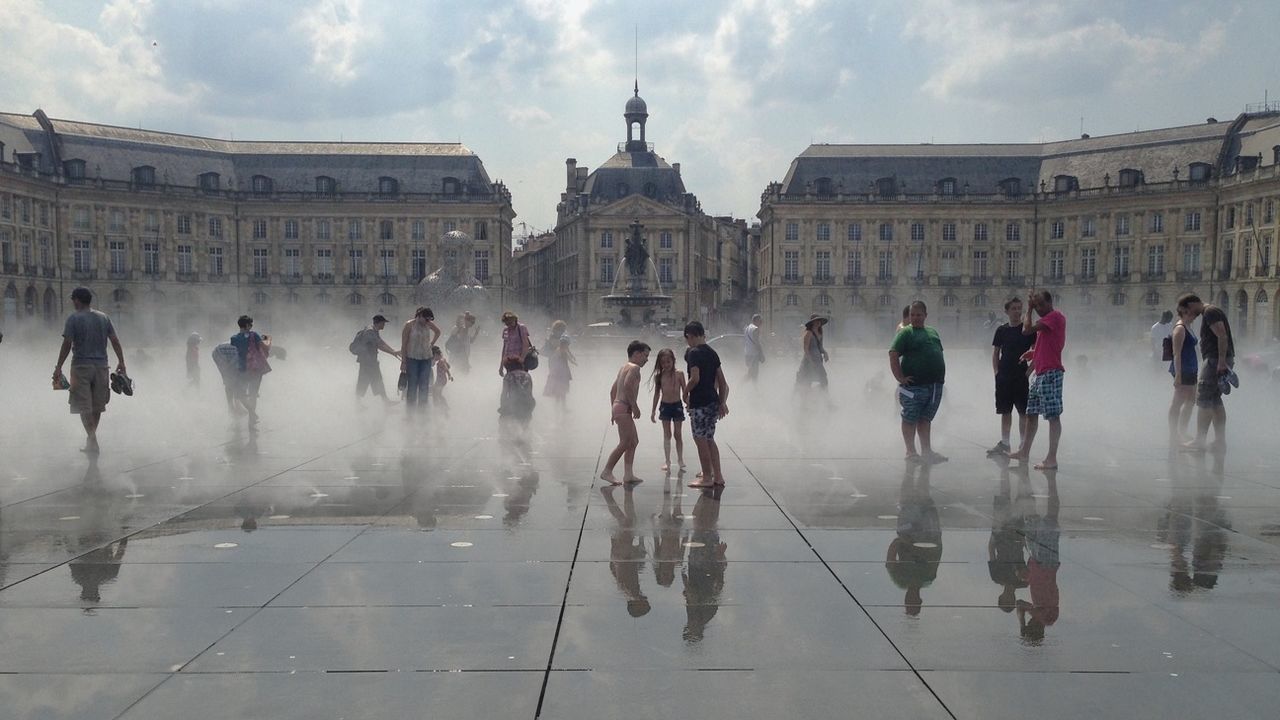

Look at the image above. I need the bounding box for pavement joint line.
[727,443,961,720]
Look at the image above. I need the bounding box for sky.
[2,0,1278,236]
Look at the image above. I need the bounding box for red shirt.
[1031,309,1067,374]
[1027,557,1060,625]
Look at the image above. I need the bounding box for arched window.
[251,175,273,196]
[972,294,988,308]
[942,294,957,307]
[1144,290,1160,306]
[1112,291,1127,306]
[643,182,658,198]
[316,176,336,195]
[615,182,630,198]
[877,294,893,307]
[1118,169,1144,187]
[349,292,364,306]
[252,290,270,305]
[815,294,832,308]
[1255,289,1269,304]
[112,288,132,304]
[199,171,221,191]
[379,292,396,306]
[850,294,865,307]
[316,292,331,305]
[937,177,958,196]
[132,165,156,187]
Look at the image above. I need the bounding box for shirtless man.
[601,340,651,485]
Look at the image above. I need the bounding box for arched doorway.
[43,287,56,324]
[2,284,17,325]
[1236,289,1249,338]
[23,286,37,319]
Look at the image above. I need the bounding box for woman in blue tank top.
[1167,306,1198,443]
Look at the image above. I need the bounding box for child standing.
[601,340,651,485]
[543,335,577,410]
[432,346,453,409]
[649,348,687,472]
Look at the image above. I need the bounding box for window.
[785,222,799,242]
[1112,246,1131,277]
[783,251,800,281]
[815,250,831,280]
[816,294,832,308]
[1115,214,1130,237]
[380,220,394,240]
[284,219,298,239]
[443,220,456,233]
[348,248,364,279]
[942,294,957,307]
[817,223,831,242]
[658,256,674,285]
[1004,250,1020,277]
[177,214,192,234]
[660,231,672,249]
[879,223,894,242]
[938,178,957,195]
[380,249,395,278]
[972,250,989,278]
[19,199,30,224]
[1264,201,1275,225]
[974,294,989,308]
[251,175,273,196]
[878,294,893,307]
[132,165,156,187]
[443,177,461,195]
[199,172,220,191]
[315,248,333,278]
[999,178,1022,197]
[143,242,160,275]
[412,220,426,241]
[38,203,48,227]
[1118,168,1143,187]
[973,223,989,242]
[847,251,862,278]
[941,249,958,276]
[208,216,223,238]
[876,177,896,198]
[909,249,925,278]
[910,223,925,242]
[349,292,364,306]
[280,247,299,278]
[1081,217,1096,238]
[877,250,894,279]
[176,245,193,275]
[0,195,8,219]
[814,177,834,197]
[73,238,92,272]
[109,209,125,232]
[1262,237,1273,270]
[599,256,615,284]
[1053,175,1078,193]
[317,219,332,240]
[942,223,956,242]
[847,222,862,243]
[1005,222,1021,242]
[1242,238,1253,270]
[1184,211,1201,232]
[378,177,399,195]
[1050,220,1064,239]
[1183,242,1201,272]
[786,294,799,307]
[209,246,224,276]
[601,231,613,249]
[411,249,427,280]
[316,176,336,195]
[1246,203,1255,226]
[1226,207,1236,229]
[64,159,86,182]
[1112,291,1127,307]
[253,219,268,239]
[348,220,363,241]
[252,248,269,278]
[1147,245,1165,275]
[1079,247,1096,278]
[1149,212,1164,233]
[38,235,49,267]
[109,241,126,274]
[73,206,90,230]
[18,233,30,266]
[143,211,159,233]
[474,250,490,281]
[1188,163,1211,182]
[1049,250,1065,279]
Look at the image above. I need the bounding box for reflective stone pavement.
[3,380,1280,719]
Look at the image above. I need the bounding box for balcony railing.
[938,275,962,286]
[813,275,835,285]
[1177,271,1202,282]
[1003,275,1025,286]
[874,275,894,286]
[314,273,335,284]
[844,275,866,286]
[1256,266,1274,278]
[1077,274,1097,284]
[2,262,18,274]
[781,276,802,285]
[970,276,993,286]
[1107,272,1131,283]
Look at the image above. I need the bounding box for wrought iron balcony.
[1003,275,1025,286]
[1176,271,1201,282]
[812,275,835,285]
[970,276,993,286]
[938,275,962,286]
[1107,272,1131,283]
[874,275,895,286]
[844,275,866,286]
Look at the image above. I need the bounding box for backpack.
[349,328,371,356]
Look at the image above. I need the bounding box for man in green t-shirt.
[889,301,947,464]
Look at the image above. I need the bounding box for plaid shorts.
[898,383,944,424]
[1196,359,1232,408]
[688,402,720,439]
[1026,369,1064,419]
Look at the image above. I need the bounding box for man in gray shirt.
[354,314,400,402]
[53,287,125,453]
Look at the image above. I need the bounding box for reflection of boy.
[1017,477,1060,640]
[886,465,942,615]
[988,483,1029,612]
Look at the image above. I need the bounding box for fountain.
[601,219,672,326]
[413,230,492,318]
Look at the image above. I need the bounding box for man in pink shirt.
[1010,290,1066,470]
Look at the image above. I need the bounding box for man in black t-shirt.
[684,321,730,489]
[988,297,1036,457]
[1176,293,1236,451]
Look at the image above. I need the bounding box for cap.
[372,314,388,323]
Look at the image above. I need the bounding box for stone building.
[757,111,1280,345]
[512,86,749,328]
[0,109,514,338]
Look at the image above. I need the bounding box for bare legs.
[660,420,685,471]
[689,436,724,488]
[79,412,101,452]
[1168,386,1195,443]
[1186,404,1227,451]
[601,415,641,485]
[1012,415,1060,469]
[999,412,1028,448]
[901,420,945,462]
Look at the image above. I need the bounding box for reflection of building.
[512,86,750,326]
[0,109,514,337]
[758,111,1280,343]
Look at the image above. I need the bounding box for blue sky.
[3,0,1278,234]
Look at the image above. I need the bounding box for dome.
[625,94,648,116]
[441,230,472,245]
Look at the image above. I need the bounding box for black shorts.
[994,372,1029,415]
[658,401,685,422]
[1174,371,1197,387]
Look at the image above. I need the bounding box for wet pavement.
[3,389,1280,719]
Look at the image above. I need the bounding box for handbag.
[519,325,539,370]
[246,335,272,375]
[1161,335,1173,362]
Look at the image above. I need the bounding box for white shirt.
[1150,321,1172,359]
[743,322,762,358]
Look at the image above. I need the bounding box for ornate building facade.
[511,87,750,327]
[757,112,1280,344]
[0,110,514,338]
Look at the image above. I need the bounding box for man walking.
[1177,294,1235,451]
[353,314,400,403]
[53,287,125,454]
[685,321,730,488]
[743,313,765,382]
[889,301,946,464]
[988,297,1035,456]
[1010,290,1066,470]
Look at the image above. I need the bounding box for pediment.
[589,195,687,219]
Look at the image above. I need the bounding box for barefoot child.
[649,348,687,472]
[601,340,651,485]
[431,346,453,409]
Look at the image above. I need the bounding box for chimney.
[565,158,577,193]
[673,162,681,175]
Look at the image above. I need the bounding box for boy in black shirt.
[988,297,1035,456]
[684,321,730,488]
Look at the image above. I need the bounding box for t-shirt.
[743,323,762,359]
[229,331,262,372]
[1031,310,1067,374]
[684,343,722,408]
[1199,305,1235,363]
[1026,557,1060,626]
[502,323,529,360]
[355,327,381,364]
[62,309,115,367]
[1150,321,1173,360]
[890,326,946,385]
[991,323,1034,378]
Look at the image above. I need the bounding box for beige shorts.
[69,365,110,415]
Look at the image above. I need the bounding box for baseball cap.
[372,314,388,323]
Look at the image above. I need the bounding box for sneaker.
[118,371,134,396]
[986,441,1011,457]
[1226,369,1240,388]
[1219,375,1232,396]
[109,372,124,395]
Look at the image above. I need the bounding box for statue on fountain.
[624,219,648,280]
[413,230,491,318]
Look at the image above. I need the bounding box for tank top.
[407,321,432,360]
[1168,323,1198,377]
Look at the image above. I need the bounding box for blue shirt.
[229,331,262,372]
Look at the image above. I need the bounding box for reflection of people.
[1017,471,1060,641]
[186,331,202,388]
[988,461,1031,612]
[1159,454,1229,593]
[53,287,126,454]
[886,463,942,615]
[445,312,479,373]
[601,485,649,617]
[69,539,127,602]
[651,477,685,588]
[683,486,726,643]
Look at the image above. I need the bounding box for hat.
[70,287,92,303]
[804,314,828,328]
[372,314,388,323]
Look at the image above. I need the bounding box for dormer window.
[999,178,1022,197]
[1052,175,1077,193]
[442,177,460,195]
[132,165,156,187]
[199,172,221,191]
[937,177,957,195]
[1117,168,1143,187]
[814,177,834,197]
[1273,145,1280,165]
[63,159,86,183]
[875,177,896,198]
[1188,163,1212,182]
[315,176,336,195]
[251,175,273,196]
[15,152,40,171]
[378,176,399,196]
